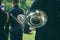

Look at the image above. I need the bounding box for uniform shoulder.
[8,8,14,13]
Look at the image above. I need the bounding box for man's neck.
[13,4,18,7]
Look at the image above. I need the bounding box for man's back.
[0,9,6,28]
[9,5,24,26]
[0,9,7,40]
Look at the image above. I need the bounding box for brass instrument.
[17,9,48,28]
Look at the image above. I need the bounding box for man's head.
[12,0,19,5]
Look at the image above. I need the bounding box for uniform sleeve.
[8,9,12,14]
[0,10,6,26]
[20,9,24,14]
[8,9,13,24]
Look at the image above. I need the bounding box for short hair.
[12,0,19,4]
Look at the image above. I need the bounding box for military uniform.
[0,9,7,40]
[8,5,24,40]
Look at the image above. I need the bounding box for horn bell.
[26,10,48,28]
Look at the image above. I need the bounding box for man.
[28,0,59,40]
[8,0,24,40]
[0,0,8,40]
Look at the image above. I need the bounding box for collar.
[14,5,19,8]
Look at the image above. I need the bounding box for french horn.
[17,9,48,28]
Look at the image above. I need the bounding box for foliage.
[7,0,12,2]
[3,0,34,13]
[23,31,36,40]
[8,31,36,40]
